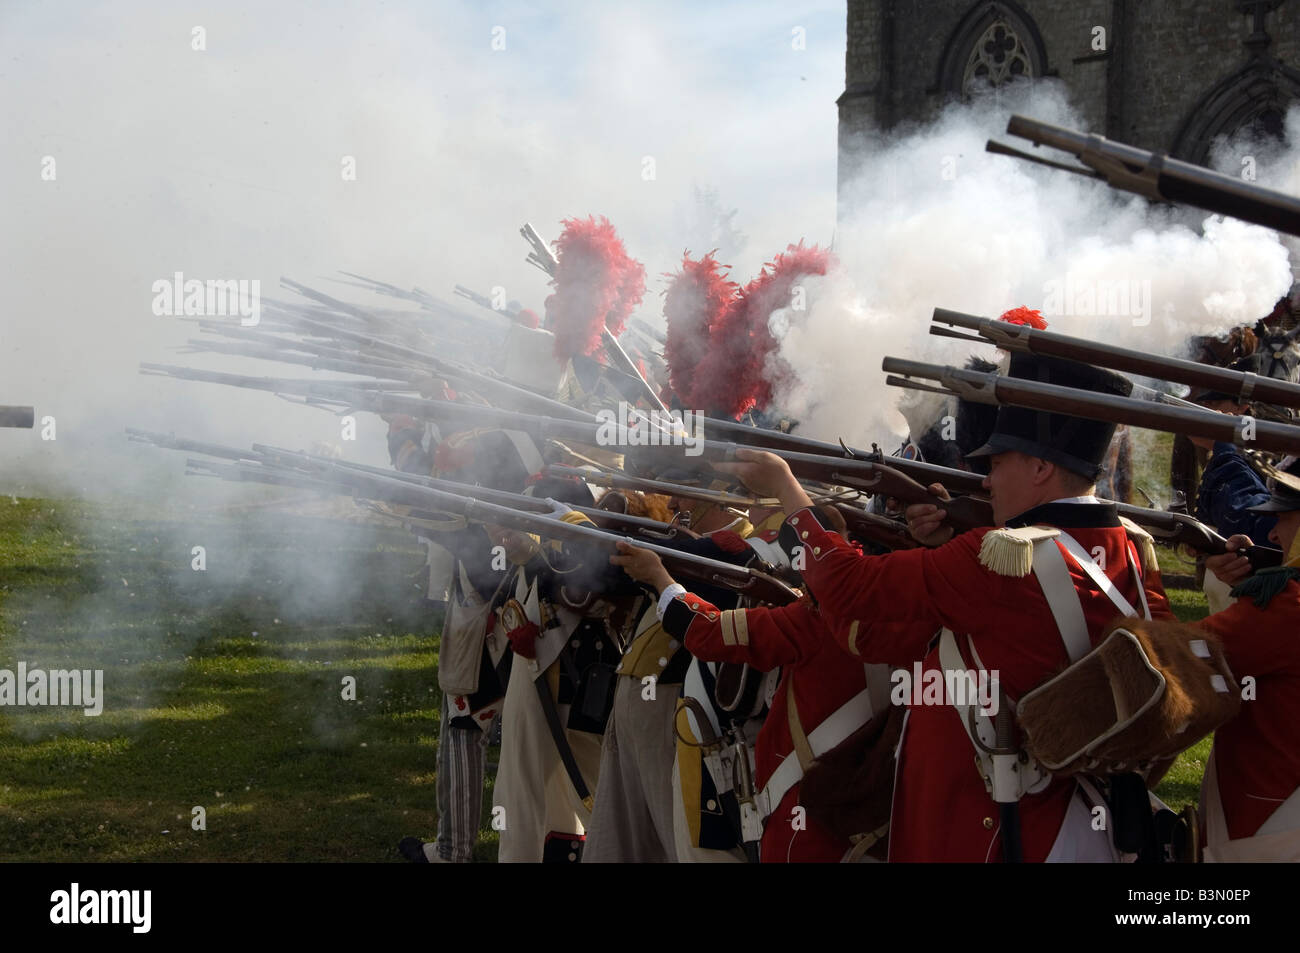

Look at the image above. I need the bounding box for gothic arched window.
[1170,58,1300,166]
[937,2,1049,99]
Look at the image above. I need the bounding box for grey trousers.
[583,676,680,863]
[435,694,490,862]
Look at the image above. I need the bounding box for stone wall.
[840,0,1300,193]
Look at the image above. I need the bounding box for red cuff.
[506,621,539,659]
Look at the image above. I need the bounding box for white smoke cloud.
[0,0,843,495]
[773,82,1297,448]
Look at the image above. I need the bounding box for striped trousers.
[435,695,492,863]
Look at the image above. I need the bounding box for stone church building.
[838,0,1300,197]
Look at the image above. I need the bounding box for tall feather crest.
[544,216,646,361]
[662,251,739,406]
[693,241,832,418]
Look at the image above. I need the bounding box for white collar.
[1051,495,1102,505]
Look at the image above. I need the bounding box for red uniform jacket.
[661,592,875,862]
[788,500,1173,863]
[1199,577,1300,840]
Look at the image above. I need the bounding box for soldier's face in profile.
[982,451,1040,525]
[1270,509,1300,558]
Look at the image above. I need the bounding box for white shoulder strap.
[1031,530,1151,665]
[1029,538,1092,663]
[1053,532,1147,620]
[937,628,1051,802]
[939,529,1153,806]
[756,679,878,820]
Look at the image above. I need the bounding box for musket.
[832,505,920,551]
[655,443,994,531]
[280,277,397,326]
[883,356,1300,455]
[140,364,418,397]
[153,435,797,602]
[518,221,671,416]
[327,272,502,327]
[266,292,491,359]
[330,272,495,327]
[248,443,700,543]
[140,363,594,431]
[577,422,1278,562]
[181,339,434,383]
[1,406,35,429]
[196,321,419,370]
[126,428,271,463]
[930,307,1300,409]
[447,401,998,530]
[146,341,599,424]
[545,464,770,508]
[201,458,799,606]
[143,360,993,529]
[276,311,590,420]
[520,222,560,277]
[134,428,687,543]
[311,391,1002,530]
[452,285,536,329]
[1109,502,1282,569]
[697,414,989,496]
[548,464,919,551]
[988,115,1300,237]
[750,428,1283,564]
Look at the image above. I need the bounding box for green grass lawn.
[1153,582,1212,813]
[0,495,1215,861]
[0,495,499,862]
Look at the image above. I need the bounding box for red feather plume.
[998,306,1048,329]
[662,251,739,407]
[693,242,832,418]
[543,216,646,361]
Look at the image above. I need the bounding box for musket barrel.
[327,468,799,604]
[0,406,35,428]
[932,307,1300,408]
[545,464,763,507]
[884,356,1300,454]
[699,413,988,495]
[1004,115,1300,236]
[250,445,677,536]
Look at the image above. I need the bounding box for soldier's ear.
[1029,457,1055,487]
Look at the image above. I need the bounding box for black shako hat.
[1247,455,1300,513]
[965,352,1133,481]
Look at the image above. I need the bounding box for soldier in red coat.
[611,507,903,862]
[714,354,1174,862]
[1197,454,1300,860]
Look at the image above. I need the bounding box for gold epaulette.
[978,526,1061,577]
